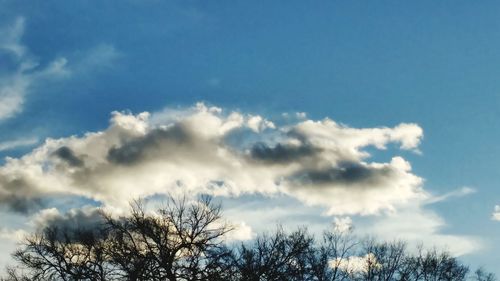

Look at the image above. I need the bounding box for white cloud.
[425,186,476,205]
[0,18,119,122]
[0,227,27,242]
[492,205,500,221]
[333,217,353,233]
[0,17,70,121]
[0,226,26,268]
[0,137,38,152]
[0,103,428,217]
[0,17,26,57]
[329,253,380,274]
[247,115,275,133]
[0,76,26,120]
[359,204,481,256]
[0,102,482,262]
[296,112,307,119]
[226,221,254,241]
[74,43,120,72]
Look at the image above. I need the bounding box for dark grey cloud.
[53,146,84,167]
[107,125,191,165]
[286,128,310,143]
[0,177,45,214]
[0,194,45,214]
[289,163,393,187]
[250,142,318,163]
[38,208,108,242]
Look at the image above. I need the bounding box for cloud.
[0,17,26,58]
[247,115,275,133]
[31,206,107,242]
[52,146,84,167]
[250,142,318,164]
[359,204,481,256]
[1,196,45,214]
[198,192,481,257]
[296,112,307,119]
[492,205,500,221]
[329,253,380,274]
[284,156,424,216]
[0,102,481,258]
[0,227,27,242]
[33,207,104,231]
[226,221,254,241]
[0,137,38,152]
[73,43,120,73]
[0,18,119,122]
[0,103,426,217]
[332,217,353,233]
[0,68,31,121]
[0,176,47,214]
[0,17,70,121]
[424,186,476,205]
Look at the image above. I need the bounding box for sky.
[0,0,499,274]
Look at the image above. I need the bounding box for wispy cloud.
[0,17,69,121]
[424,186,476,205]
[359,203,481,256]
[492,205,500,221]
[0,17,119,122]
[0,17,26,58]
[0,137,38,152]
[73,43,120,73]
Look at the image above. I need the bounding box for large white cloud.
[0,103,425,216]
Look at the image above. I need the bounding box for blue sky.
[0,0,499,274]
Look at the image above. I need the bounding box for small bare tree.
[310,227,358,281]
[8,225,109,281]
[473,268,497,281]
[234,226,315,281]
[4,195,233,281]
[104,195,233,281]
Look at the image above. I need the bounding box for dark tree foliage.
[2,197,496,281]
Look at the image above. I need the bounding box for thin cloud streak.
[0,137,38,152]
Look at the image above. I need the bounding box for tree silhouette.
[1,196,496,281]
[233,227,315,281]
[104,196,233,281]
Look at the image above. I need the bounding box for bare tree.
[2,197,496,281]
[355,238,408,281]
[4,196,233,281]
[103,196,233,281]
[8,225,109,281]
[472,268,497,281]
[234,226,315,281]
[311,227,358,281]
[401,245,470,281]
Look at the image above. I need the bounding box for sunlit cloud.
[0,103,424,216]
